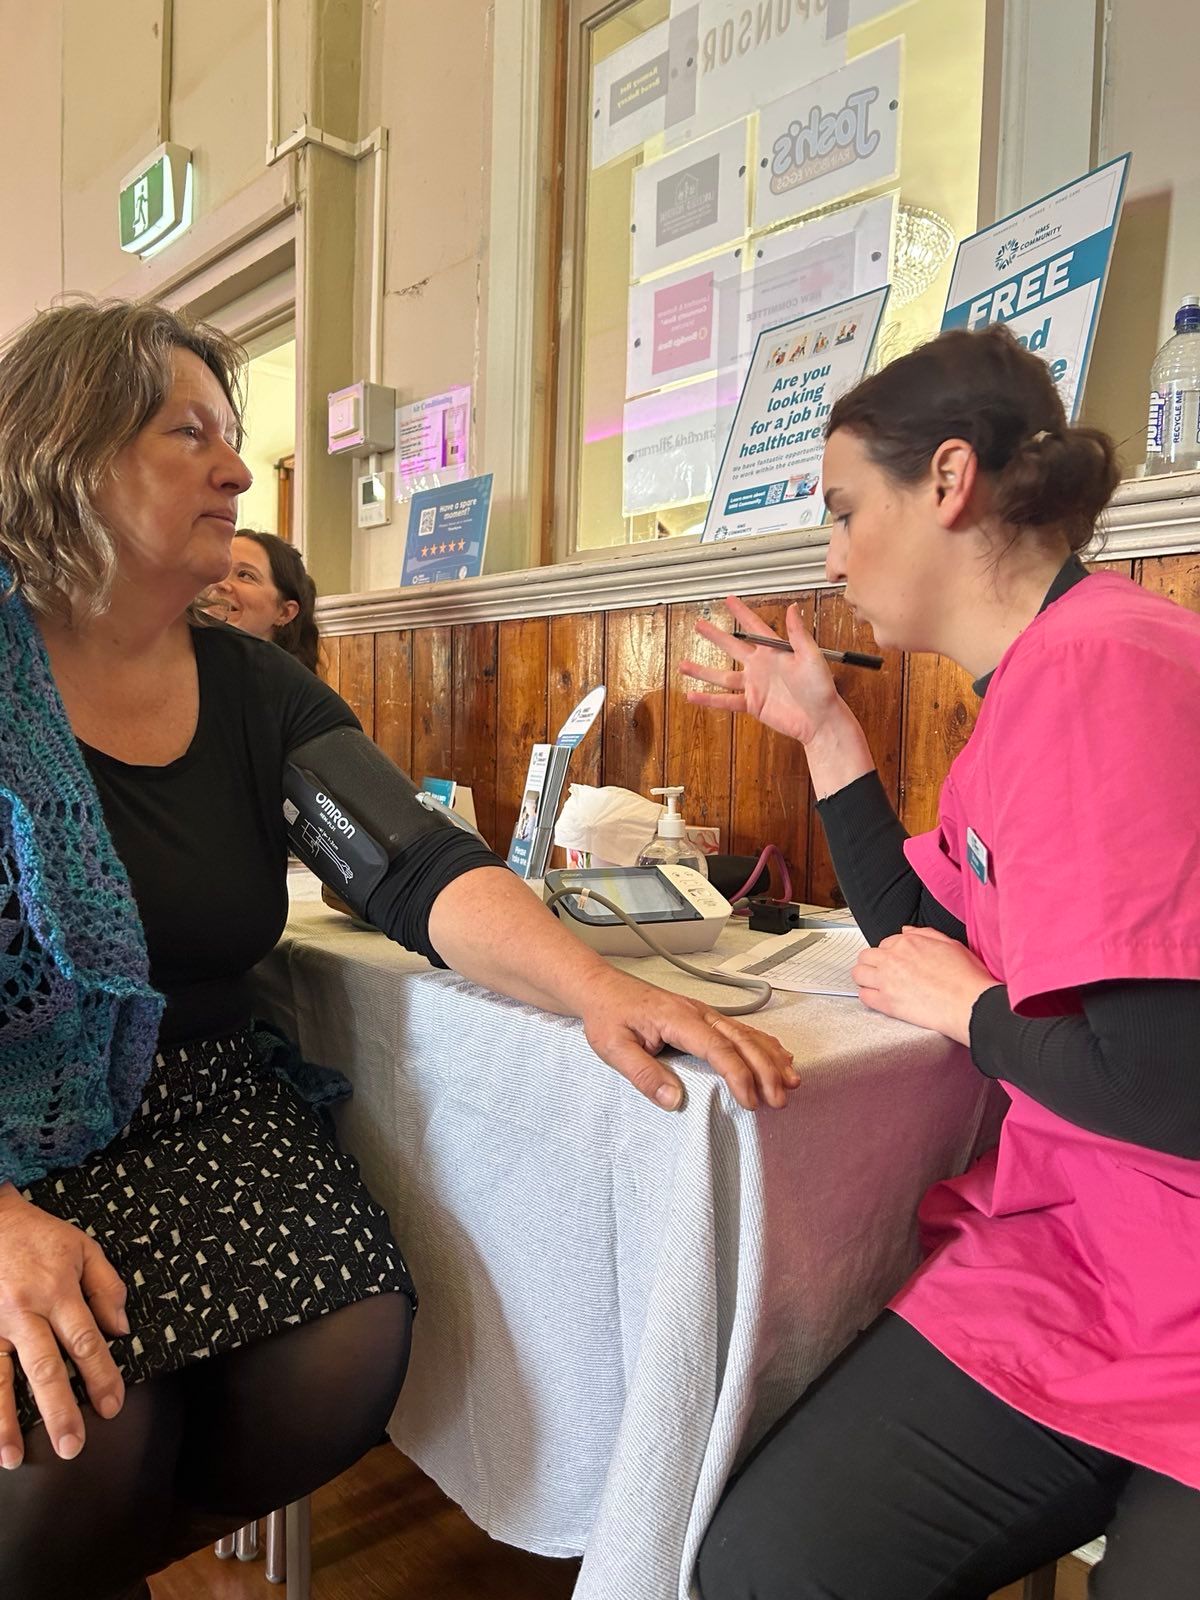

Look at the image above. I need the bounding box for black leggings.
[0,1291,412,1600]
[698,1313,1200,1600]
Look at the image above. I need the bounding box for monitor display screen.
[553,867,699,925]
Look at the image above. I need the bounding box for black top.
[815,557,1200,1159]
[83,625,498,1044]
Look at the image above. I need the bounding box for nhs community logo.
[993,220,1065,274]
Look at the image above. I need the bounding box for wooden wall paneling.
[374,630,414,775]
[411,627,453,787]
[807,591,904,906]
[1136,551,1200,610]
[496,618,550,854]
[549,612,606,788]
[665,601,733,850]
[452,622,499,848]
[603,606,668,798]
[318,634,341,694]
[898,652,978,837]
[338,633,376,734]
[729,594,815,901]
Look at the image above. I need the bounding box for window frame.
[548,0,1103,565]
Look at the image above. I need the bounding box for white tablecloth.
[252,877,1000,1600]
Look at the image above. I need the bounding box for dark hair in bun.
[826,324,1120,551]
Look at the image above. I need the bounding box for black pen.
[731,630,884,670]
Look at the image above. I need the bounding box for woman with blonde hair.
[0,299,794,1599]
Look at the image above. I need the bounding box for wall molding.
[317,471,1200,635]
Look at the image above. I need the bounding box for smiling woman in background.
[204,528,320,673]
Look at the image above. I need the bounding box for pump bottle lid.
[650,785,686,839]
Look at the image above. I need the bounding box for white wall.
[239,341,296,534]
[1082,0,1200,464]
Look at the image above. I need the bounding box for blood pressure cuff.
[283,725,467,919]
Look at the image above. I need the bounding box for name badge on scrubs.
[965,826,990,885]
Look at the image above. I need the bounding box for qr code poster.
[403,474,493,588]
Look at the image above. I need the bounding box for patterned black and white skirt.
[15,1025,415,1434]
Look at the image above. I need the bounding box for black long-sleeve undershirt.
[817,770,1200,1160]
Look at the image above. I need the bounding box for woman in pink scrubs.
[686,325,1200,1599]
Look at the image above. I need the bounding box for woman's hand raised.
[680,597,842,747]
[680,597,876,800]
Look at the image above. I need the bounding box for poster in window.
[754,40,901,229]
[718,193,896,376]
[591,20,671,168]
[621,370,742,517]
[663,0,845,150]
[940,155,1130,421]
[631,121,749,280]
[702,285,889,541]
[626,258,733,398]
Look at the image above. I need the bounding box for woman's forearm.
[426,866,619,1015]
[802,701,876,800]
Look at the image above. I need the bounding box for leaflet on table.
[402,474,492,587]
[701,284,888,542]
[513,687,607,882]
[631,119,749,280]
[940,154,1130,422]
[506,745,551,876]
[622,371,742,517]
[393,386,472,503]
[662,0,845,152]
[419,778,478,831]
[754,40,901,230]
[421,777,456,808]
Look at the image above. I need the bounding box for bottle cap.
[1176,296,1200,331]
[650,785,685,838]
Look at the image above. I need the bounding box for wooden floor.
[150,1443,1089,1600]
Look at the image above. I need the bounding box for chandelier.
[890,203,956,305]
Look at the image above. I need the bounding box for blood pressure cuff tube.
[283,725,461,918]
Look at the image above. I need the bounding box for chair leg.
[265,1508,287,1584]
[285,1496,312,1600]
[235,1520,261,1561]
[1022,1563,1057,1600]
[214,1531,236,1559]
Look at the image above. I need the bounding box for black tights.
[0,1291,412,1600]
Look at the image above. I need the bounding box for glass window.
[556,0,990,559]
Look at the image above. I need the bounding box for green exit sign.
[118,142,193,256]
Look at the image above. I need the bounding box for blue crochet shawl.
[0,577,163,1187]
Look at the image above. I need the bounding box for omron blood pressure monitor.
[542,864,731,957]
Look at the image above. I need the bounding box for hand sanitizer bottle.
[635,786,709,879]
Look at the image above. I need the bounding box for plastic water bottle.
[1145,296,1200,475]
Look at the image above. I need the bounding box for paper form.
[720,928,867,997]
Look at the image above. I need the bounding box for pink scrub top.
[890,571,1200,1488]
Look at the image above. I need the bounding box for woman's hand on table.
[0,1184,129,1468]
[579,968,799,1112]
[853,926,1000,1044]
[427,865,796,1112]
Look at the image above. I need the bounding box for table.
[252,876,1000,1600]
